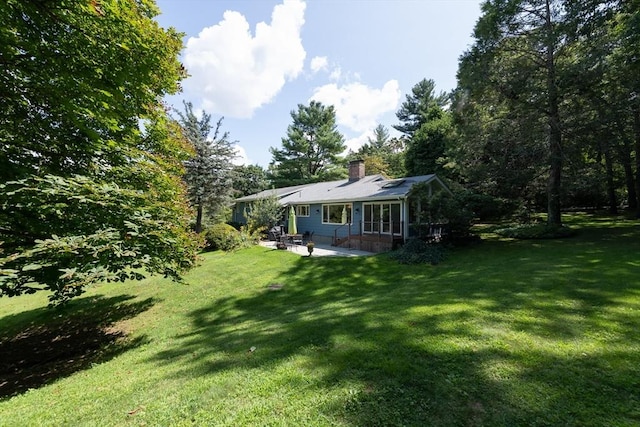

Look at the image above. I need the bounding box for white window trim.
[296,205,310,217]
[362,202,402,235]
[321,203,352,224]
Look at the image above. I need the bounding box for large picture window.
[363,202,402,235]
[296,205,310,217]
[322,204,352,224]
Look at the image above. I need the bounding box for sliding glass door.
[362,202,402,235]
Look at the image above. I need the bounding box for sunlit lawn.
[1,214,639,426]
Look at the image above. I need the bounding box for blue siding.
[289,202,365,244]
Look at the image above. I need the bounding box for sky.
[154,0,484,167]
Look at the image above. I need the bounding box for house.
[233,160,452,252]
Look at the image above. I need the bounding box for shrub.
[203,223,262,252]
[495,224,577,239]
[203,223,240,251]
[245,194,283,234]
[226,221,243,231]
[461,192,516,221]
[388,238,446,265]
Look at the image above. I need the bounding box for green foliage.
[203,224,259,252]
[394,79,453,178]
[0,174,200,305]
[244,194,284,233]
[0,1,200,304]
[409,183,474,241]
[388,239,446,265]
[269,101,346,187]
[394,78,449,137]
[405,107,454,177]
[233,164,270,197]
[1,215,639,425]
[203,224,239,252]
[495,224,577,240]
[446,191,516,221]
[455,0,629,225]
[177,102,236,233]
[347,125,407,178]
[0,0,187,181]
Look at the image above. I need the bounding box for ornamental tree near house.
[177,102,236,233]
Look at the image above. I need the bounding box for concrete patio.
[259,240,374,257]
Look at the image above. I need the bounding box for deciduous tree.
[0,0,199,304]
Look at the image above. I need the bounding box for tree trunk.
[195,203,203,234]
[633,105,640,217]
[545,0,562,227]
[603,143,618,214]
[618,141,638,210]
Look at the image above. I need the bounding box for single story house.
[233,160,452,252]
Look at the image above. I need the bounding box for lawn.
[1,214,639,426]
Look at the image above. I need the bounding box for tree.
[177,102,236,233]
[233,164,270,197]
[394,79,453,177]
[457,0,619,226]
[269,101,346,187]
[244,194,283,233]
[347,125,407,178]
[394,79,449,137]
[605,0,640,214]
[0,0,200,304]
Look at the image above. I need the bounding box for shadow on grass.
[0,294,156,400]
[151,222,640,425]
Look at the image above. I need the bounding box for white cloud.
[310,56,328,73]
[343,131,373,155]
[183,0,306,118]
[328,66,342,81]
[310,80,401,133]
[233,144,250,166]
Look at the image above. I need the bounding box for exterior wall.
[290,202,364,244]
[236,189,448,245]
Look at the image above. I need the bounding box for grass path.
[1,215,639,425]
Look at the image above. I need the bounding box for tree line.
[267,0,640,226]
[1,0,637,302]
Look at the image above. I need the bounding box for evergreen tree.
[457,0,616,225]
[233,164,270,197]
[269,101,346,187]
[177,102,236,233]
[395,79,452,177]
[349,125,406,178]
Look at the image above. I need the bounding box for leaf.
[22,263,44,271]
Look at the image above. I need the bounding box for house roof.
[235,174,450,205]
[235,183,309,203]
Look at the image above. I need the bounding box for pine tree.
[269,101,346,187]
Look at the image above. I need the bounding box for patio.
[259,240,374,257]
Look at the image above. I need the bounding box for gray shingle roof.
[235,174,448,205]
[234,183,310,203]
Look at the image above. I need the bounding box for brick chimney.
[348,159,365,181]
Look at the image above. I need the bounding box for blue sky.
[155,0,483,167]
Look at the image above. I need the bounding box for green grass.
[1,213,640,426]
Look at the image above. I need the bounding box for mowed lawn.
[1,215,639,426]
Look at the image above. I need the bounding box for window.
[296,205,310,217]
[363,202,402,235]
[322,204,352,224]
